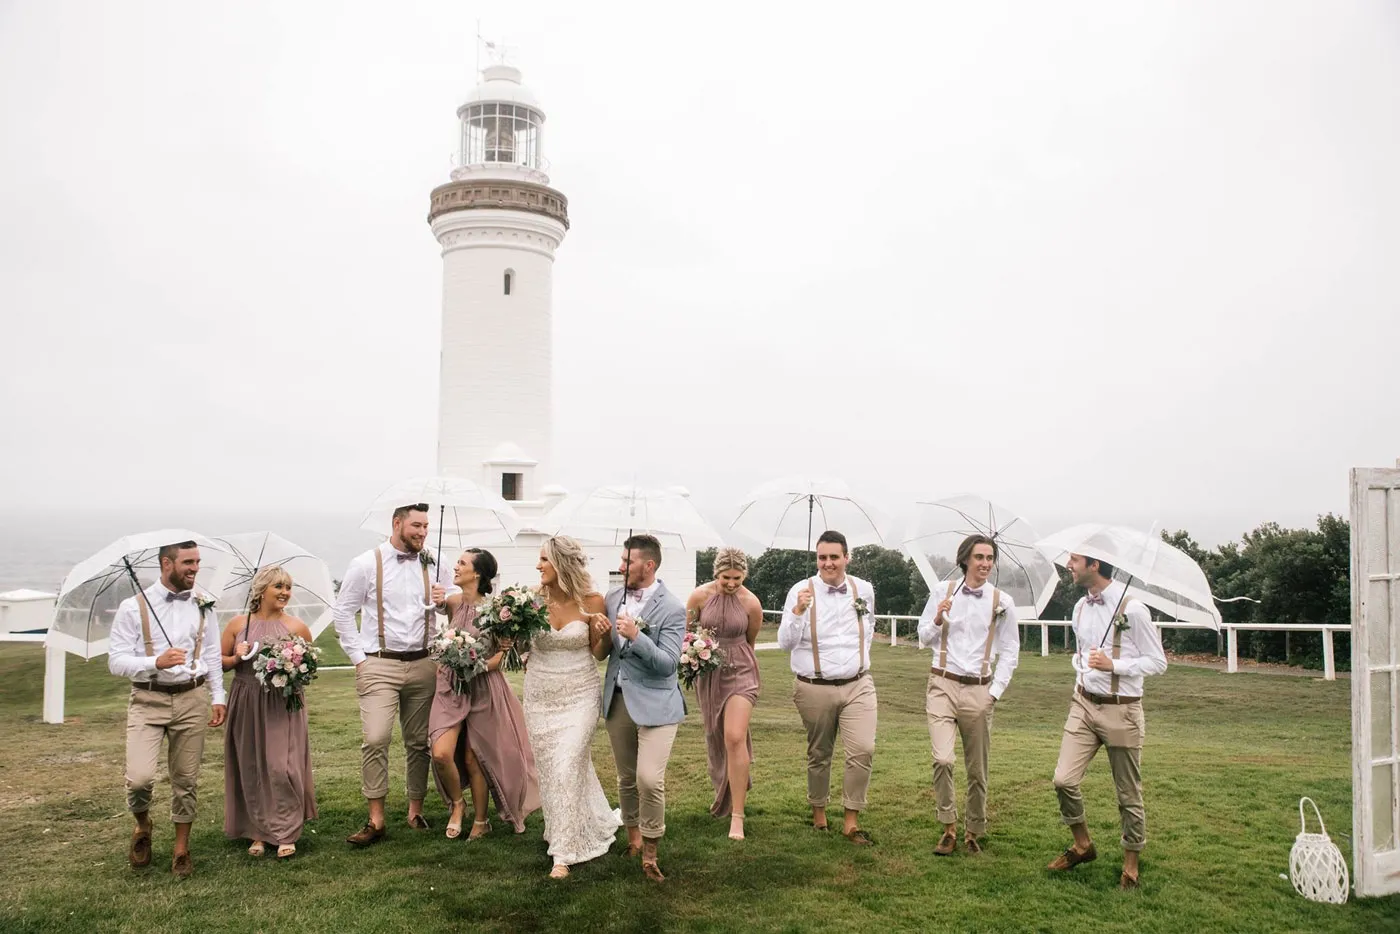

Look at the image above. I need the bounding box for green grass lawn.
[2,637,1398,934]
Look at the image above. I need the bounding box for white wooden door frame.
[1351,465,1400,897]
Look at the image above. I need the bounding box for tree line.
[694,513,1352,671]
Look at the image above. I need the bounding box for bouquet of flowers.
[476,585,551,671]
[678,628,725,690]
[251,635,321,712]
[429,624,490,694]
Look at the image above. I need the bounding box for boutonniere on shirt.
[853,596,869,621]
[419,549,436,569]
[194,592,216,613]
[634,617,650,635]
[993,602,1008,620]
[1112,613,1131,633]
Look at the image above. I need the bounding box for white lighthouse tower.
[429,58,697,595]
[430,60,568,506]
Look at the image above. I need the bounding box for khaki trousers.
[792,674,877,812]
[355,656,436,801]
[1053,692,1147,851]
[604,690,679,839]
[926,676,994,834]
[125,684,210,823]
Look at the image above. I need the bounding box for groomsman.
[332,504,447,846]
[778,530,876,845]
[108,540,226,877]
[916,534,1020,855]
[602,534,687,882]
[1046,551,1166,890]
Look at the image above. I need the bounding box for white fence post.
[43,643,65,724]
[1227,627,1239,674]
[1323,627,1336,681]
[1041,623,1049,657]
[890,617,897,646]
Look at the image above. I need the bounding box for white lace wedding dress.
[523,619,621,867]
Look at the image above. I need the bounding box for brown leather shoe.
[346,822,386,847]
[171,851,193,878]
[933,830,957,856]
[129,824,152,869]
[964,835,984,854]
[642,859,666,882]
[408,814,430,831]
[1120,871,1140,891]
[843,828,874,846]
[1046,843,1097,871]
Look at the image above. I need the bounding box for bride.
[523,535,621,878]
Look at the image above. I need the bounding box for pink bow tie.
[1086,593,1106,605]
[961,585,983,598]
[396,552,417,563]
[827,584,848,595]
[164,590,191,602]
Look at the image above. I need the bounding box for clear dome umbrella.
[50,530,231,661]
[899,494,1058,619]
[209,531,337,649]
[729,476,888,553]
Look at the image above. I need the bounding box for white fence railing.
[760,610,1350,681]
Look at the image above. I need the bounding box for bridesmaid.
[220,566,317,858]
[428,548,540,840]
[686,547,763,840]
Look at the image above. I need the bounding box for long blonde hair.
[248,565,293,614]
[542,536,597,607]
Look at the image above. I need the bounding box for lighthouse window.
[504,270,513,295]
[502,473,522,501]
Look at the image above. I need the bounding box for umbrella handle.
[240,641,261,661]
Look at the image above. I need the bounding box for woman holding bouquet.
[686,547,763,840]
[429,548,539,840]
[219,566,317,858]
[523,536,621,878]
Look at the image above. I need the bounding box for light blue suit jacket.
[600,580,687,726]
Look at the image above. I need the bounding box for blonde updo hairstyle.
[542,536,598,607]
[712,547,748,578]
[248,565,294,613]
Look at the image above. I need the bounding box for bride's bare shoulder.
[581,592,606,614]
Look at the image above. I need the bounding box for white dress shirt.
[332,542,436,666]
[777,574,875,680]
[619,581,659,623]
[1070,581,1168,697]
[108,582,226,705]
[917,581,1021,700]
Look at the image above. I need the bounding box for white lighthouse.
[430,61,568,506]
[429,59,697,595]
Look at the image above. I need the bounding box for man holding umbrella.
[107,540,226,877]
[332,504,448,845]
[1045,551,1167,890]
[778,530,877,845]
[917,533,1021,856]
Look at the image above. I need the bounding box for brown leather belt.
[930,666,991,686]
[1078,685,1141,706]
[133,675,207,695]
[796,671,867,687]
[368,649,431,662]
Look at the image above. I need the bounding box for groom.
[603,533,686,882]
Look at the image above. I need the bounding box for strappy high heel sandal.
[729,813,745,841]
[468,819,491,841]
[247,841,266,857]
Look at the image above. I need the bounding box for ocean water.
[0,509,379,594]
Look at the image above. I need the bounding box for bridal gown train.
[523,619,621,866]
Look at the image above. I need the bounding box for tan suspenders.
[374,548,433,653]
[806,576,866,679]
[135,592,205,666]
[1074,597,1125,696]
[938,581,1000,678]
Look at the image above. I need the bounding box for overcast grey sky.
[1,0,1396,547]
